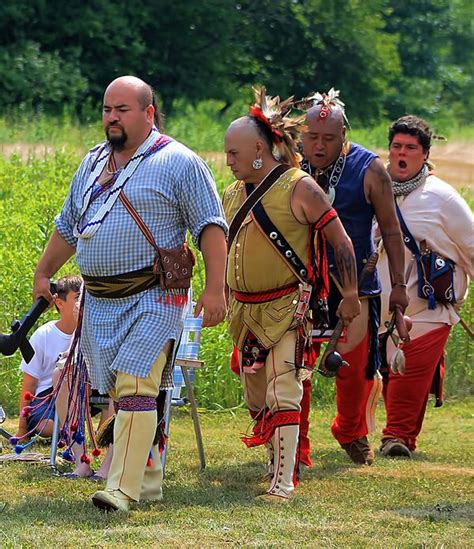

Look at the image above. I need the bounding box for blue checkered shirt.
[55,136,227,394]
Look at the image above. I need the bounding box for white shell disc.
[327,185,336,205]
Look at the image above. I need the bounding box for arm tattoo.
[305,179,326,204]
[334,241,356,286]
[368,160,393,195]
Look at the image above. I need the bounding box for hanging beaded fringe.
[156,288,189,307]
[10,292,101,463]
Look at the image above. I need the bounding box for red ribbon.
[249,105,283,144]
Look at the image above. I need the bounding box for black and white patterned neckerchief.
[391,164,429,197]
[300,148,347,205]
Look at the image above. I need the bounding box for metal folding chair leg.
[160,389,173,476]
[0,406,12,445]
[49,411,60,470]
[182,367,206,470]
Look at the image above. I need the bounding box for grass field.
[0,398,473,548]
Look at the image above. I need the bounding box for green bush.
[0,42,87,113]
[0,151,80,413]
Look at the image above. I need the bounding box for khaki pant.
[106,341,172,501]
[240,330,303,414]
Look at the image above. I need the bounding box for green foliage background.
[0,0,472,124]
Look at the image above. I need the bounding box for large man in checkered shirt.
[33,76,228,512]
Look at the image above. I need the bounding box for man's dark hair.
[388,115,432,152]
[55,275,82,301]
[247,115,274,151]
[138,83,164,132]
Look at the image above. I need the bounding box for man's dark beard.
[106,126,128,151]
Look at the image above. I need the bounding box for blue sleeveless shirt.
[326,142,381,297]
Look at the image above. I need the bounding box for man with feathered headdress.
[222,87,361,501]
[297,89,408,466]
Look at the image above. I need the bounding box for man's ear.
[53,296,64,311]
[255,139,265,157]
[146,104,155,125]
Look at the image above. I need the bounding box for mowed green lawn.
[0,398,472,548]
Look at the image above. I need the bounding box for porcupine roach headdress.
[296,87,350,128]
[249,86,305,168]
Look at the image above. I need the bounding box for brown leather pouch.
[153,243,196,290]
[119,192,196,290]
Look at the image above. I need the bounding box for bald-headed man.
[223,90,360,501]
[299,90,408,465]
[33,75,228,511]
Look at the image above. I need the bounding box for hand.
[393,306,411,342]
[194,287,227,328]
[336,294,361,326]
[33,274,54,304]
[297,367,313,382]
[389,285,409,314]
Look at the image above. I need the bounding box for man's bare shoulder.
[364,157,393,202]
[294,174,327,203]
[366,156,390,181]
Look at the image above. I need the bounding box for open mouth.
[398,160,407,169]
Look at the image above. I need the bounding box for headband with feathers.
[296,88,350,127]
[249,86,305,145]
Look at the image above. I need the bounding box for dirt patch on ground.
[388,503,474,524]
[352,463,474,479]
[206,140,473,190]
[1,140,472,191]
[0,142,61,159]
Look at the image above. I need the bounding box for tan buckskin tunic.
[223,167,311,349]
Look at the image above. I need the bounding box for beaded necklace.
[300,143,348,205]
[106,152,117,175]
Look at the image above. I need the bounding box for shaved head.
[105,75,153,109]
[224,116,277,183]
[305,104,345,129]
[226,115,275,153]
[301,104,346,169]
[226,116,260,142]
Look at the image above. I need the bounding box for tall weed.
[1,102,473,153]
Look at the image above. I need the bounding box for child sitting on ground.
[15,275,113,479]
[15,275,82,440]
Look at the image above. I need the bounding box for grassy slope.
[0,398,472,548]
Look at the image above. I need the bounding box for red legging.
[331,331,379,445]
[298,378,313,466]
[382,325,451,451]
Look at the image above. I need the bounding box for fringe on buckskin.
[241,409,300,448]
